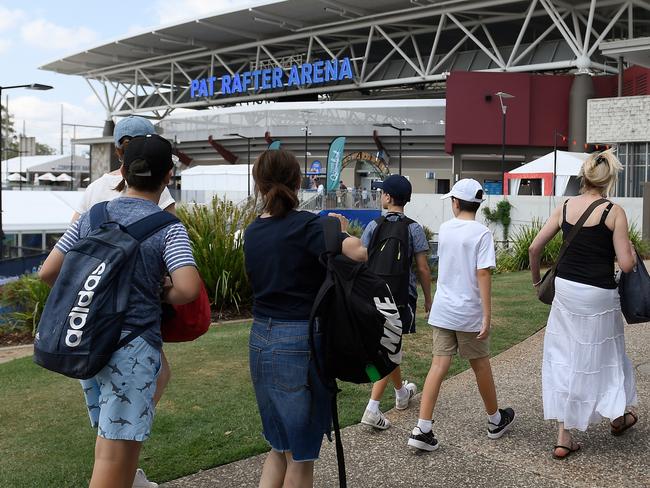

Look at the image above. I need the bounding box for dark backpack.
[309,216,404,488]
[33,202,179,379]
[367,214,414,307]
[619,249,650,324]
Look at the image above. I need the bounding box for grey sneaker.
[132,468,158,488]
[395,381,417,410]
[361,408,391,430]
[487,408,516,439]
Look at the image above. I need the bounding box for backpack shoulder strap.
[126,211,180,242]
[89,202,110,231]
[321,216,343,255]
[368,216,386,250]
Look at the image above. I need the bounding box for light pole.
[0,83,53,259]
[226,133,252,197]
[373,123,412,175]
[553,129,567,197]
[301,125,312,186]
[61,122,103,189]
[495,91,514,194]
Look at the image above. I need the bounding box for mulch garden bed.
[0,329,33,347]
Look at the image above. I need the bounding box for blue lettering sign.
[192,57,354,98]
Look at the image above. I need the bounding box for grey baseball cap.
[113,116,156,148]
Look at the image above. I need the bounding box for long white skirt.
[542,277,637,431]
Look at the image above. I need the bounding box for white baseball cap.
[441,179,485,203]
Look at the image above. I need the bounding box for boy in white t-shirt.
[407,179,515,452]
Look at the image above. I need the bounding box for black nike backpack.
[367,214,414,308]
[309,216,404,488]
[33,201,179,379]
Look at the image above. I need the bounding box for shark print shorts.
[80,335,161,441]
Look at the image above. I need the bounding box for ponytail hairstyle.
[579,148,622,197]
[253,149,301,217]
[113,137,131,192]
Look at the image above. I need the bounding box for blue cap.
[114,116,156,148]
[376,174,412,202]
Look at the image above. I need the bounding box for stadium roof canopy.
[41,0,650,117]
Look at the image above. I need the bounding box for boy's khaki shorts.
[431,326,489,360]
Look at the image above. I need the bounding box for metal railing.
[299,189,382,211]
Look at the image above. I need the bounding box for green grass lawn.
[0,271,549,487]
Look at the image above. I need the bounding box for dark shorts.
[249,317,333,462]
[399,295,418,334]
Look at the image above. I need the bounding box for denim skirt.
[249,317,333,461]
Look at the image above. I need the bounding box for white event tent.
[504,151,590,197]
[181,164,253,204]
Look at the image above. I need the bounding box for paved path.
[163,324,650,488]
[0,344,32,365]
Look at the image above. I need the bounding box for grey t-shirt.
[55,197,196,350]
[361,212,429,299]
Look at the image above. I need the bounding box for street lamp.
[225,133,252,197]
[0,83,53,259]
[373,123,412,175]
[553,129,567,197]
[495,91,514,194]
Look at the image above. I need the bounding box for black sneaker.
[407,427,439,452]
[487,407,515,439]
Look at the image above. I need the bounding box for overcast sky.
[0,0,259,154]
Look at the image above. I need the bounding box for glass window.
[22,233,43,255]
[45,233,63,250]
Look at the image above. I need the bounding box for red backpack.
[161,281,211,342]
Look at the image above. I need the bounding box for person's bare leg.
[283,452,314,488]
[153,350,171,406]
[89,437,142,488]
[259,450,287,488]
[554,422,579,457]
[370,366,403,401]
[469,357,498,415]
[419,355,452,421]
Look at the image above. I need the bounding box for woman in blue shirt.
[244,149,366,487]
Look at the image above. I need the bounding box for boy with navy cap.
[360,174,432,430]
[408,179,515,452]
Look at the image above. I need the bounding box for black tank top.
[556,200,617,289]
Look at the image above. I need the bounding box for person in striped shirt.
[39,134,201,488]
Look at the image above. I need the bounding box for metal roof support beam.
[260,45,284,70]
[628,2,634,38]
[375,25,425,77]
[363,32,410,82]
[426,14,446,75]
[431,26,476,73]
[575,11,601,41]
[194,19,258,41]
[587,1,630,57]
[84,78,109,113]
[582,0,596,54]
[447,13,504,68]
[213,53,235,76]
[539,0,582,58]
[360,25,374,82]
[571,10,583,49]
[314,36,338,60]
[512,10,570,66]
[506,0,537,67]
[480,23,505,67]
[410,34,425,74]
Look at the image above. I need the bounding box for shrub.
[483,200,513,242]
[422,225,434,242]
[347,220,364,238]
[0,274,51,335]
[496,220,561,273]
[628,223,650,258]
[177,197,257,316]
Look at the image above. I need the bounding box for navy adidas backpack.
[33,202,179,379]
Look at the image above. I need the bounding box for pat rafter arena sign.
[190,57,353,98]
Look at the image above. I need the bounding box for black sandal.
[553,442,581,460]
[611,411,638,436]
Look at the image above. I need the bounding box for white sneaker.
[132,468,158,488]
[361,408,391,430]
[395,381,417,410]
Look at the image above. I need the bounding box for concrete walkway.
[163,323,650,488]
[0,344,32,365]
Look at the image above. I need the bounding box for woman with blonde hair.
[529,149,638,459]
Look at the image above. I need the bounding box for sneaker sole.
[361,419,391,430]
[407,438,439,452]
[487,416,515,440]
